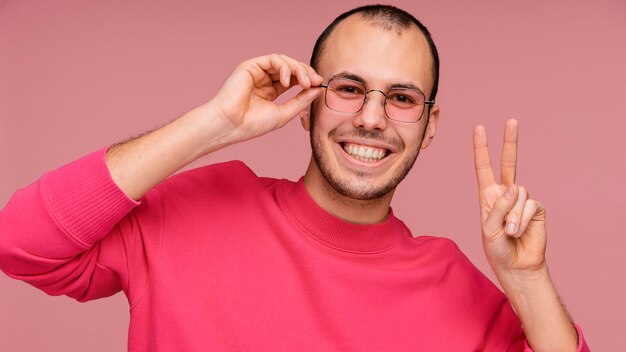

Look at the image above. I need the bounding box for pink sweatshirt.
[0,148,589,351]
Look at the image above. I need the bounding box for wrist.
[494,265,578,352]
[494,262,549,284]
[187,101,246,157]
[494,264,553,303]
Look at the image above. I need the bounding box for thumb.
[483,185,519,237]
[275,87,323,128]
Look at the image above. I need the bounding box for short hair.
[310,4,440,101]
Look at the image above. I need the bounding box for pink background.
[1,0,624,350]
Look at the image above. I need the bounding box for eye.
[388,93,415,104]
[335,84,364,95]
[328,78,366,98]
[387,90,421,107]
[391,94,412,103]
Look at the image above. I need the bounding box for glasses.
[320,77,434,123]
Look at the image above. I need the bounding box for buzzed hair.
[310,5,440,101]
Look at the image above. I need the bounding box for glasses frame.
[319,76,435,123]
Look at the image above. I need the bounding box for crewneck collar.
[277,177,407,254]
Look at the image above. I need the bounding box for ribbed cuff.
[573,323,590,352]
[42,147,140,246]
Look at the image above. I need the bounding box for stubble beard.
[309,120,421,201]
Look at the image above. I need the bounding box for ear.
[420,105,440,149]
[300,109,311,131]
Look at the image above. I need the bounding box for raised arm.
[0,54,322,300]
[473,119,581,352]
[106,54,323,200]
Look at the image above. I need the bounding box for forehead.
[318,15,433,94]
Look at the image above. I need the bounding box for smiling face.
[303,15,439,206]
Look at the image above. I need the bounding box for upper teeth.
[342,143,387,161]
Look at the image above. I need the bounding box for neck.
[303,159,394,225]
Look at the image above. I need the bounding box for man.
[0,5,588,351]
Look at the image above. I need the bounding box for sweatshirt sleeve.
[0,148,142,301]
[442,239,591,352]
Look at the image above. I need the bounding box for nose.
[352,90,388,131]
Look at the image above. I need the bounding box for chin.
[328,174,395,200]
[312,143,418,201]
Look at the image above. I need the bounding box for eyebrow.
[332,71,426,95]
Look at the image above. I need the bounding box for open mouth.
[340,142,391,163]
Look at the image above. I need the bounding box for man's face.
[303,15,439,201]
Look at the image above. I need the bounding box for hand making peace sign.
[473,119,548,275]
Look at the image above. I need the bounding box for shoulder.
[152,160,286,206]
[158,160,269,194]
[407,235,512,305]
[164,160,255,185]
[405,235,465,259]
[406,236,524,348]
[404,235,494,287]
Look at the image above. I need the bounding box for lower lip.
[335,143,394,168]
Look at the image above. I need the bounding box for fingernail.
[506,222,517,234]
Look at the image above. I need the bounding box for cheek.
[311,110,348,137]
[396,128,425,152]
[310,93,327,117]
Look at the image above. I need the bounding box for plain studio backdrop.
[1,0,624,350]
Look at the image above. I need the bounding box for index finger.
[500,119,519,186]
[260,54,319,89]
[473,125,497,190]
